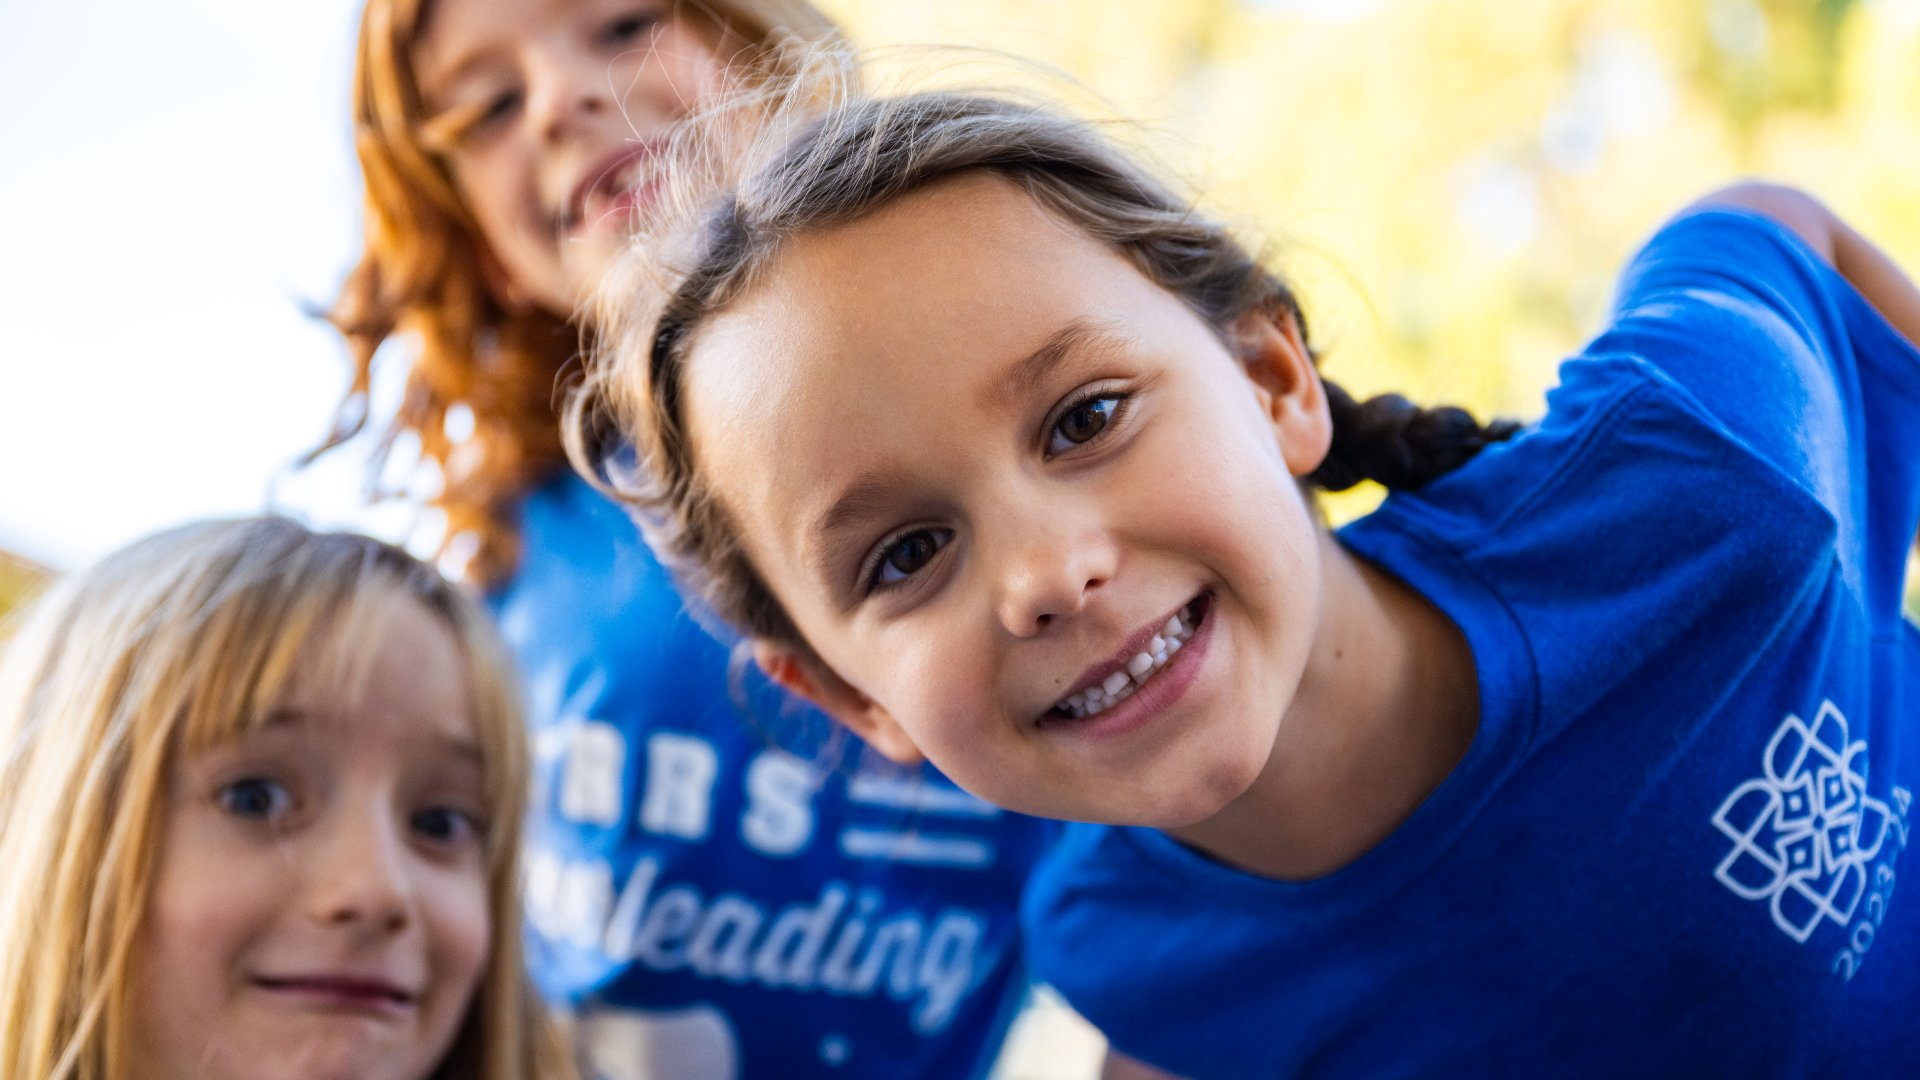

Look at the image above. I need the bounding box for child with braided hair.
[570,86,1920,1076]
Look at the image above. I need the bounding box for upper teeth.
[1055,605,1199,720]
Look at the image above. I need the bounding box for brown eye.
[870,528,953,589]
[1048,395,1121,455]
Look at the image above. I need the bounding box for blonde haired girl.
[0,517,569,1080]
[316,3,1057,1076]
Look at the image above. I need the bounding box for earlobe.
[751,641,926,765]
[1233,307,1332,477]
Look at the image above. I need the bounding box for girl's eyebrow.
[989,318,1129,409]
[808,469,913,585]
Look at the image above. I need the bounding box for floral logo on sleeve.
[1710,700,1903,944]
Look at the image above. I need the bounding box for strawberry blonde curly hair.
[318,0,841,586]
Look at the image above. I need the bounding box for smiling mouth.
[1046,593,1210,721]
[253,975,415,1010]
[562,144,659,235]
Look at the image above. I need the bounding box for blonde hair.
[566,79,1517,656]
[318,0,843,587]
[0,518,570,1080]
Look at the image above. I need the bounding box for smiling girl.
[0,518,567,1080]
[319,2,1056,1077]
[570,87,1920,1075]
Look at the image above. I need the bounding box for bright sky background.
[0,0,391,572]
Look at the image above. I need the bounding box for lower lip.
[253,980,413,1018]
[1040,598,1215,743]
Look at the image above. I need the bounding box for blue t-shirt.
[491,475,1058,1080]
[1022,208,1920,1077]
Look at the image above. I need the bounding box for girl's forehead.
[688,175,1128,413]
[683,179,1065,459]
[412,0,556,90]
[286,594,479,740]
[187,592,482,759]
[678,173,1231,574]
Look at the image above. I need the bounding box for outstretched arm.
[1690,181,1920,352]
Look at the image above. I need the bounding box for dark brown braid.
[1309,379,1524,492]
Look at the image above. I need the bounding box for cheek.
[453,155,526,237]
[129,834,267,1065]
[142,820,270,970]
[868,617,1028,787]
[428,866,493,1000]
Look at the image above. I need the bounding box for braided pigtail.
[1308,379,1523,492]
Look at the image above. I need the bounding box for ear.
[1231,306,1332,478]
[752,640,926,765]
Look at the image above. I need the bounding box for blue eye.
[1047,394,1124,456]
[869,528,953,590]
[412,806,484,846]
[218,777,292,822]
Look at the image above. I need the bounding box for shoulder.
[1347,347,1840,739]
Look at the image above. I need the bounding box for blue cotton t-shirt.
[491,475,1059,1080]
[1022,207,1920,1077]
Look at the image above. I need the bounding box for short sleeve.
[1589,206,1860,515]
[1598,205,1920,620]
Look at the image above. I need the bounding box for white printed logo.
[1711,700,1901,943]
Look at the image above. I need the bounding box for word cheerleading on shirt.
[523,723,1005,1035]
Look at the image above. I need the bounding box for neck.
[1166,530,1479,880]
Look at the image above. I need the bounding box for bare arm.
[1102,1049,1188,1080]
[1690,180,1920,351]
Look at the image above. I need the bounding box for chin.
[1139,746,1271,830]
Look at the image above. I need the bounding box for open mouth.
[1046,593,1211,721]
[563,144,659,235]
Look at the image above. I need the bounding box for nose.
[991,502,1117,637]
[305,806,414,936]
[525,45,608,146]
